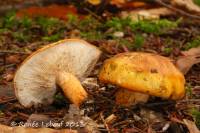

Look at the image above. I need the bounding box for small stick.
[100,112,111,133]
[178,99,200,103]
[0,50,30,54]
[17,112,29,119]
[142,101,175,107]
[83,8,103,22]
[0,97,17,104]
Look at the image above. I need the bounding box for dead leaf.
[193,86,200,96]
[105,114,117,124]
[110,0,125,7]
[121,8,173,21]
[0,124,77,133]
[113,31,124,38]
[87,0,101,5]
[176,47,200,74]
[172,0,200,13]
[182,47,200,56]
[6,55,20,64]
[3,70,14,82]
[183,119,200,133]
[64,104,100,132]
[140,108,165,124]
[0,104,99,132]
[82,78,99,89]
[16,5,78,20]
[26,114,50,128]
[110,0,147,8]
[82,116,100,133]
[0,83,14,97]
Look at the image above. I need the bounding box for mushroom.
[99,52,185,106]
[14,39,101,107]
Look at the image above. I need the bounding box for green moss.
[134,34,145,49]
[80,31,103,40]
[36,17,60,33]
[185,84,193,97]
[12,32,30,42]
[190,108,200,129]
[54,93,65,101]
[42,33,61,42]
[79,16,101,31]
[184,36,200,50]
[118,38,134,50]
[105,17,131,31]
[67,13,78,24]
[193,0,200,6]
[130,19,179,34]
[20,16,32,28]
[163,47,173,54]
[0,28,9,33]
[3,11,18,29]
[104,17,179,35]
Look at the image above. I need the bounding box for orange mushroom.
[99,52,185,106]
[14,39,101,107]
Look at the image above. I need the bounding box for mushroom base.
[115,89,149,106]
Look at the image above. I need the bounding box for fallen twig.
[0,97,16,105]
[100,112,111,133]
[0,50,30,55]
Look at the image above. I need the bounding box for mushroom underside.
[14,40,101,107]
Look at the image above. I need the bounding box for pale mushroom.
[99,52,185,106]
[14,39,101,107]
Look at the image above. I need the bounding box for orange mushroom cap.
[99,52,185,100]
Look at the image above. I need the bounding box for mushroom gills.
[14,39,101,108]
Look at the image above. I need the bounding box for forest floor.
[0,1,200,133]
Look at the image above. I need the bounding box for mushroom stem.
[115,89,149,106]
[56,71,88,107]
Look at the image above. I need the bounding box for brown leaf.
[172,0,200,13]
[0,83,14,97]
[6,55,20,64]
[110,0,147,8]
[87,0,101,5]
[105,114,117,124]
[183,119,200,133]
[3,70,14,82]
[110,0,126,7]
[82,78,99,89]
[0,124,77,133]
[182,47,200,56]
[140,108,165,124]
[121,7,173,21]
[16,5,78,20]
[64,104,100,133]
[176,47,200,74]
[25,114,50,128]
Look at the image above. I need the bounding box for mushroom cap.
[99,52,185,100]
[14,39,101,107]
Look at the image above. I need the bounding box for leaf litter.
[0,1,200,132]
